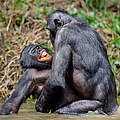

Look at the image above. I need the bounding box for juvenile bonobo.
[0,44,52,115]
[35,9,118,115]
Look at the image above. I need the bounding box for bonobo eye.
[54,19,61,27]
[36,46,39,49]
[38,49,41,53]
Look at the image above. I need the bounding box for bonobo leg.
[0,69,50,115]
[54,100,102,115]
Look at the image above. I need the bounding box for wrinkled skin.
[0,45,52,115]
[35,9,118,115]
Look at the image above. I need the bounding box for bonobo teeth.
[42,51,47,57]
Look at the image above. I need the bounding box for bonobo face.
[20,44,52,71]
[29,45,52,62]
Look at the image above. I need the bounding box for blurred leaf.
[113,37,120,49]
[0,11,6,22]
[34,0,42,5]
[16,17,21,21]
[0,27,7,31]
[35,7,43,12]
[21,15,26,24]
[21,2,28,10]
[0,61,2,65]
[114,60,120,65]
[26,95,35,104]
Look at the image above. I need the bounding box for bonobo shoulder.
[55,21,89,46]
[56,21,88,39]
[60,21,88,32]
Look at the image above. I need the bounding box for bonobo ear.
[54,19,62,27]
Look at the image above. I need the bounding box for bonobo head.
[46,8,88,46]
[20,44,52,71]
[46,8,75,33]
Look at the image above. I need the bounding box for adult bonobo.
[0,44,52,115]
[0,44,99,115]
[35,9,118,115]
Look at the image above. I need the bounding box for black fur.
[0,45,51,115]
[20,44,51,71]
[36,9,118,115]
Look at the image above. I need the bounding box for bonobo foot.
[35,84,54,113]
[54,100,102,115]
[35,104,44,112]
[0,102,18,115]
[35,100,47,113]
[35,93,47,113]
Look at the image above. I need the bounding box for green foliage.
[39,42,53,56]
[85,0,120,10]
[34,0,49,5]
[113,37,120,49]
[0,61,2,65]
[26,95,36,104]
[3,39,12,51]
[11,0,29,11]
[9,0,28,26]
[34,7,54,18]
[0,11,7,22]
[85,0,106,10]
[69,7,120,34]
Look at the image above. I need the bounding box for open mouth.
[37,49,52,62]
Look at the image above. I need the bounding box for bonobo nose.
[46,25,50,30]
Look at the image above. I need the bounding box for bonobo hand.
[0,102,18,115]
[35,101,44,113]
[35,87,50,113]
[35,96,47,113]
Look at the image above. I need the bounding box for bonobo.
[0,44,97,115]
[0,44,52,115]
[35,8,118,115]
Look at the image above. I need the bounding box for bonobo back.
[36,8,118,115]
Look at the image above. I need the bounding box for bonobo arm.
[0,69,50,115]
[36,40,72,112]
[49,45,72,88]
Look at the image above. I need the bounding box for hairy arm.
[36,30,72,112]
[0,69,50,115]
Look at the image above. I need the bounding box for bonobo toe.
[35,103,45,112]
